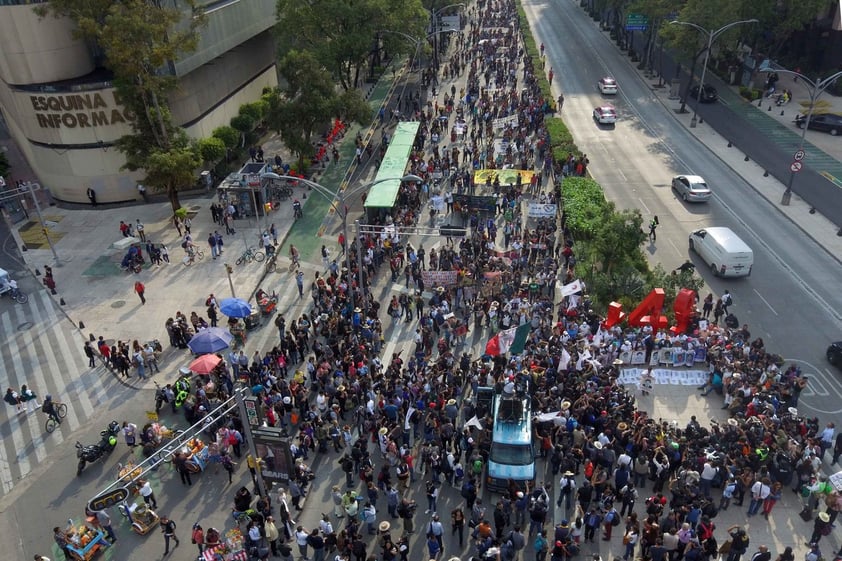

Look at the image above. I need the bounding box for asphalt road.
[523,0,842,415]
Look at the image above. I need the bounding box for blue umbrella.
[188,328,234,354]
[219,297,252,318]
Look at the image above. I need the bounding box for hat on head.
[617,422,629,431]
[354,307,361,313]
[788,407,799,416]
[561,400,572,410]
[379,427,389,435]
[819,512,831,522]
[447,399,457,406]
[613,358,624,365]
[283,396,292,404]
[379,521,391,532]
[563,471,575,476]
[593,441,603,450]
[727,418,738,427]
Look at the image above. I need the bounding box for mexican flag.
[485,323,531,356]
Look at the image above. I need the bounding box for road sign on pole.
[790,161,803,173]
[794,149,806,161]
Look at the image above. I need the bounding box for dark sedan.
[689,84,719,103]
[828,342,842,366]
[795,113,842,136]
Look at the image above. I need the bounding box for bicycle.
[182,248,205,266]
[8,287,28,304]
[44,402,68,433]
[235,247,265,266]
[265,251,279,273]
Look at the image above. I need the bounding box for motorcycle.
[153,381,170,413]
[76,420,120,476]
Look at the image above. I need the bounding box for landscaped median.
[515,1,703,314]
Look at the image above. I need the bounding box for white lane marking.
[668,239,683,258]
[638,198,651,214]
[0,310,30,485]
[752,289,779,316]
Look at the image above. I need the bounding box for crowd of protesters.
[78,2,842,561]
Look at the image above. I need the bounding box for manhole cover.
[17,322,33,331]
[111,300,126,309]
[190,205,201,212]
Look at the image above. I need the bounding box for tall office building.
[0,0,277,204]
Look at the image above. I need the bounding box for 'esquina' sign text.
[30,92,134,129]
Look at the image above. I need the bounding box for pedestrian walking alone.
[160,515,180,555]
[134,280,146,305]
[84,341,97,368]
[649,216,659,242]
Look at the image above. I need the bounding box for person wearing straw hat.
[810,511,833,545]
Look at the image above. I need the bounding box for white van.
[688,227,753,278]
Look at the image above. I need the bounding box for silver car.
[672,174,711,202]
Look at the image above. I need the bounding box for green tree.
[38,0,206,211]
[660,0,742,58]
[275,0,427,90]
[212,126,240,150]
[197,137,227,164]
[736,0,827,60]
[265,50,371,167]
[230,114,256,136]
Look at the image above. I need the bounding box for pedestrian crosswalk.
[0,289,111,496]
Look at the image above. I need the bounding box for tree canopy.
[275,0,428,90]
[264,50,371,167]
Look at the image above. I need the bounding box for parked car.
[598,77,618,95]
[593,105,617,125]
[689,84,718,103]
[828,341,842,366]
[672,174,712,202]
[795,113,842,136]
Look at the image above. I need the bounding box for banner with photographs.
[473,169,535,187]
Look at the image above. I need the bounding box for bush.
[197,137,226,164]
[739,86,761,101]
[212,126,240,149]
[230,114,256,134]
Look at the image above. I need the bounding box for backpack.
[41,401,49,412]
[737,532,749,552]
[611,511,621,527]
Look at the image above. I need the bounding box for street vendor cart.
[65,519,110,561]
[202,528,248,561]
[176,437,208,473]
[126,502,160,535]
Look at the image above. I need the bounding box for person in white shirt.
[700,461,719,498]
[820,423,836,458]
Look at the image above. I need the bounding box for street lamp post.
[260,173,422,311]
[22,182,61,265]
[671,19,758,127]
[758,62,842,205]
[380,29,459,75]
[429,3,465,70]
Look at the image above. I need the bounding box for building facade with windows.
[0,0,277,204]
